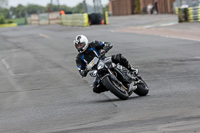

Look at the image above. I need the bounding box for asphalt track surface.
[0,15,200,133]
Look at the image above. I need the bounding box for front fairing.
[86,57,99,70]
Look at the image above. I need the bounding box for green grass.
[13,18,26,25]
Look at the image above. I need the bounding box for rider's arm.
[92,40,113,53]
[76,55,88,77]
[102,42,113,53]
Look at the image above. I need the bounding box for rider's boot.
[127,64,139,76]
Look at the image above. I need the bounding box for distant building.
[109,0,176,16]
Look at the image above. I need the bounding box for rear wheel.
[102,76,129,100]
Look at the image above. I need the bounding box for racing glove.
[79,69,88,77]
[103,42,113,53]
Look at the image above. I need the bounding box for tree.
[59,5,71,12]
[103,4,109,12]
[10,4,45,18]
[0,0,9,19]
[0,8,9,18]
[26,4,45,14]
[45,3,82,13]
[9,4,26,18]
[45,3,71,12]
[71,3,83,13]
[15,4,26,18]
[0,0,8,8]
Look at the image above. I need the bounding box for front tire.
[102,76,129,100]
[134,80,149,96]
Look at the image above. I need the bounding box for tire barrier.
[89,13,102,25]
[188,7,200,22]
[178,8,188,22]
[88,12,109,25]
[175,7,179,15]
[61,13,89,27]
[84,14,90,26]
[1,12,106,27]
[178,6,200,23]
[28,12,107,26]
[104,11,109,25]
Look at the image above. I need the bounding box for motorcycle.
[87,51,149,100]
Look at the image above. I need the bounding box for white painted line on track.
[0,59,26,102]
[142,22,178,29]
[1,59,10,69]
[160,22,178,27]
[9,70,14,76]
[1,59,14,76]
[142,25,156,28]
[39,33,49,39]
[194,57,200,59]
[161,35,200,42]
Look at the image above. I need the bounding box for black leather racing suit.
[75,41,132,93]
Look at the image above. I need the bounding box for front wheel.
[134,79,149,96]
[102,76,129,100]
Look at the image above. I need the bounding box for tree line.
[0,3,83,19]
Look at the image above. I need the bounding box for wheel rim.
[110,80,128,94]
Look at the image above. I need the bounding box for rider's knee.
[112,53,122,63]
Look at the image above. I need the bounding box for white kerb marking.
[39,33,49,39]
[1,59,14,76]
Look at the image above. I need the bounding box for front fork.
[93,76,100,88]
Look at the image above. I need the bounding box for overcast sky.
[8,0,109,7]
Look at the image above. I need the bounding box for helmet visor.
[75,42,85,51]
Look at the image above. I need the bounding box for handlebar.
[99,49,106,59]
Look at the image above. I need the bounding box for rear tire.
[102,76,129,100]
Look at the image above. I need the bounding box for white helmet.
[73,35,89,53]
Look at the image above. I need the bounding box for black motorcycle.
[87,52,149,100]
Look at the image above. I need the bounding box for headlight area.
[89,70,97,77]
[97,61,105,70]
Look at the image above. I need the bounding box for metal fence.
[83,0,103,14]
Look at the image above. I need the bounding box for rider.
[74,35,138,94]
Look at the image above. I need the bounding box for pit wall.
[30,12,61,25]
[30,12,89,26]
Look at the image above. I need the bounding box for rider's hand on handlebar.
[80,69,88,77]
[100,49,106,55]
